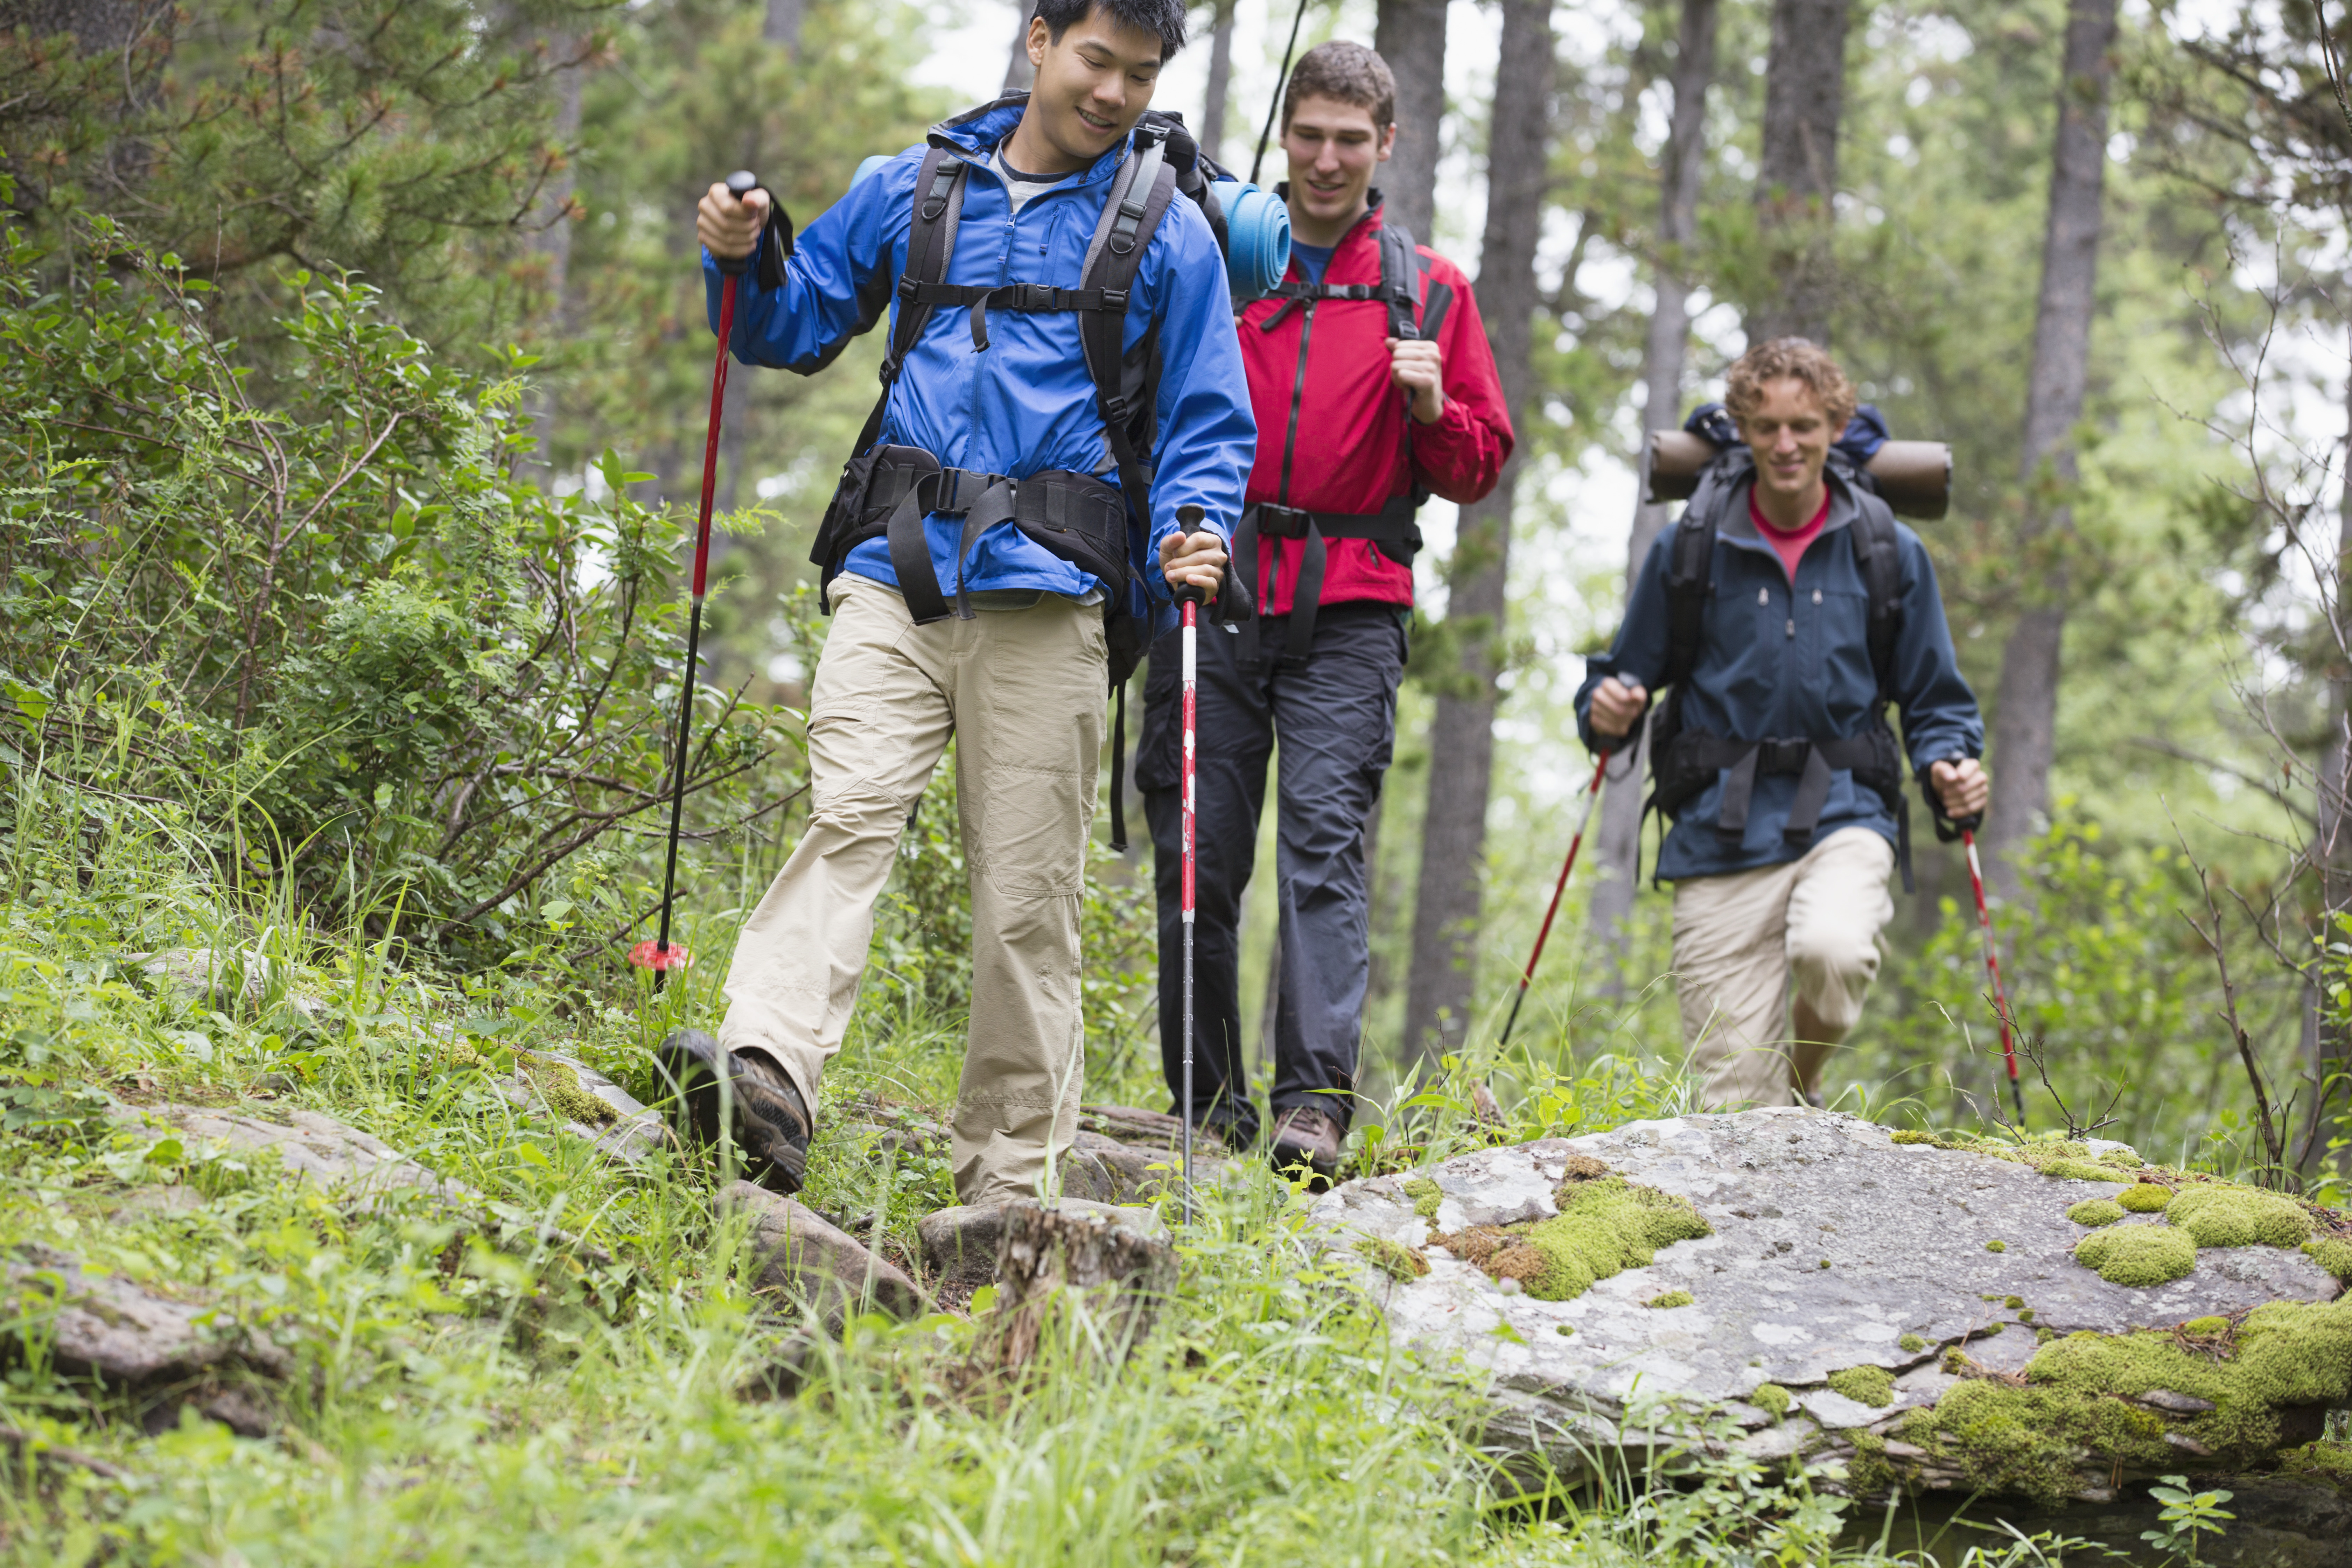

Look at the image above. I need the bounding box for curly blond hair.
[1724,338,1857,431]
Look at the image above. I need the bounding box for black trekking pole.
[631,170,758,987]
[1497,749,1611,1048]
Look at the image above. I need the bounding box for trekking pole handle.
[716,170,760,278]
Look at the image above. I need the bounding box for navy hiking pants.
[1134,604,1407,1148]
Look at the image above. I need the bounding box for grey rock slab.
[5,1245,292,1386]
[1305,1108,2344,1487]
[107,1101,476,1206]
[500,1053,673,1166]
[718,1182,930,1325]
[137,947,321,1017]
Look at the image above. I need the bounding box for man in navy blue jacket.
[674,0,1253,1207]
[1577,338,1989,1109]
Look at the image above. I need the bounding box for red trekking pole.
[1959,819,2026,1124]
[630,170,759,986]
[1497,750,1612,1048]
[1176,572,1205,1226]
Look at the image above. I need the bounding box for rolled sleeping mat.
[1642,429,1952,520]
[1210,177,1291,300]
[852,153,894,191]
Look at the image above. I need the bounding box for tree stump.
[982,1200,1177,1373]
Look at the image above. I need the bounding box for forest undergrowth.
[0,772,2140,1568]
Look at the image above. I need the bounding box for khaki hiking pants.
[717,573,1106,1205]
[1672,827,1896,1110]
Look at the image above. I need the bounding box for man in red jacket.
[1134,40,1513,1186]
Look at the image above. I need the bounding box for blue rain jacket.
[1574,469,1983,883]
[704,100,1255,634]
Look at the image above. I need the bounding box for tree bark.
[1003,2,1035,94]
[1199,0,1236,167]
[1748,0,1847,346]
[1980,0,2119,891]
[524,31,586,484]
[763,0,804,53]
[1373,0,1450,244]
[1400,0,1553,1069]
[1590,0,1718,967]
[2303,317,2352,1176]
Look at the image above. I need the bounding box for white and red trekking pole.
[1959,821,2026,1125]
[1176,578,1204,1225]
[631,170,758,987]
[1497,750,1612,1048]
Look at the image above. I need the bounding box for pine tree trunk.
[524,33,585,483]
[764,0,804,53]
[1590,0,1717,968]
[2304,322,2352,1177]
[1373,0,1450,245]
[1200,0,1236,167]
[1748,0,1847,345]
[1003,4,1035,94]
[1399,0,1553,1068]
[1980,0,2118,891]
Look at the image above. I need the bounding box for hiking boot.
[1268,1105,1343,1191]
[655,1029,811,1194]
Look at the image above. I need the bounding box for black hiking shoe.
[1268,1105,1344,1192]
[655,1029,811,1194]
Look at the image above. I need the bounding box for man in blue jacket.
[675,0,1252,1208]
[1577,338,1989,1109]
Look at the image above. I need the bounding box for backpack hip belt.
[1232,496,1420,666]
[1650,722,1912,888]
[824,444,1130,626]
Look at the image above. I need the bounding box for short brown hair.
[1281,41,1395,132]
[1724,337,1857,431]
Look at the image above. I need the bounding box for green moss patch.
[2166,1185,2315,1249]
[2067,1198,2125,1227]
[1899,1334,1927,1353]
[1900,1297,2352,1506]
[1827,1365,1895,1407]
[1749,1383,1791,1419]
[2074,1224,2196,1286]
[2118,1183,2173,1213]
[1984,1239,2006,1253]
[2277,1438,2352,1495]
[1356,1236,1429,1282]
[520,1055,617,1128]
[1402,1176,1442,1219]
[2303,1237,2352,1283]
[1431,1176,1709,1304]
[1643,1289,1694,1309]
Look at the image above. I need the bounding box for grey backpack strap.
[1378,217,1423,341]
[1078,134,1176,537]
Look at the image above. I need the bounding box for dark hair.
[1281,41,1396,131]
[1032,0,1187,61]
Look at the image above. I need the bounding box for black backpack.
[1645,446,1927,890]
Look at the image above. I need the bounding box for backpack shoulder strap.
[844,147,968,460]
[1079,134,1176,530]
[1845,485,1904,702]
[1661,500,1717,693]
[1377,217,1423,341]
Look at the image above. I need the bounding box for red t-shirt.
[1750,489,1829,583]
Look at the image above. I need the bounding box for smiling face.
[1281,93,1394,245]
[1019,5,1166,173]
[1736,376,1835,513]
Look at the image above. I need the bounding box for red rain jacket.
[1239,199,1515,615]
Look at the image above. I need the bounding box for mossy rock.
[2166,1184,2315,1249]
[1750,1382,1792,1420]
[2276,1437,2352,1496]
[1356,1236,1428,1282]
[1826,1364,1895,1407]
[2074,1224,2197,1286]
[2303,1237,2352,1284]
[1899,1333,1927,1353]
[1900,1296,2352,1507]
[1643,1289,1694,1309]
[520,1054,618,1128]
[1401,1176,1442,1220]
[2067,1198,2125,1227]
[1513,1176,1711,1303]
[2117,1183,2172,1213]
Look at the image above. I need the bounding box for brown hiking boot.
[656,1029,811,1194]
[1268,1105,1343,1191]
